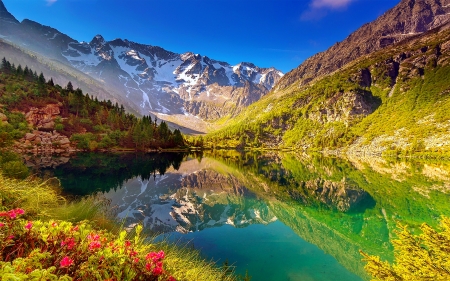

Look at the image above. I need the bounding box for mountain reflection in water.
[32,151,450,281]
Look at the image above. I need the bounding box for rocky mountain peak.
[276,0,450,89]
[0,0,18,24]
[89,34,105,48]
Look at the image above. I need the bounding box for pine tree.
[66,81,74,92]
[1,57,7,69]
[38,72,46,84]
[16,64,23,76]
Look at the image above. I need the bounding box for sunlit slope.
[207,24,450,153]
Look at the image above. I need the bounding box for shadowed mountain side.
[276,0,450,89]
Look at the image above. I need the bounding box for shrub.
[0,209,177,281]
[361,216,450,280]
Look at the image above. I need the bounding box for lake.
[32,151,450,281]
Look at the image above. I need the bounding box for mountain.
[276,0,450,90]
[206,0,450,155]
[0,1,283,133]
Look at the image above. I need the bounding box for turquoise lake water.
[35,151,450,280]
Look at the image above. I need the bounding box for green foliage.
[0,151,29,179]
[361,216,450,281]
[0,211,176,281]
[0,58,186,151]
[205,29,450,153]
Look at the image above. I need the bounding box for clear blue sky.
[3,0,399,73]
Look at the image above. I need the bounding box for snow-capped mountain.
[0,1,283,131]
[62,35,283,120]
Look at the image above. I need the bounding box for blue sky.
[3,0,399,73]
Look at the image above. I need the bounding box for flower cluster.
[0,208,177,281]
[0,208,25,219]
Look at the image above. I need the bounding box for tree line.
[0,57,185,151]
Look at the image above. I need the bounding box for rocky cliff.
[276,0,450,90]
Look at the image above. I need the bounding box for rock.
[25,133,36,141]
[25,104,61,129]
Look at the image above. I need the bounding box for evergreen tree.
[66,81,74,92]
[38,72,46,84]
[23,66,29,77]
[16,65,23,76]
[1,57,7,70]
[48,78,54,86]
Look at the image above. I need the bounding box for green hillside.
[206,25,450,156]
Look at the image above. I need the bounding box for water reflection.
[31,151,450,281]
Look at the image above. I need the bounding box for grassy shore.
[0,173,238,281]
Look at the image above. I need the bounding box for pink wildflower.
[51,222,58,227]
[15,209,24,215]
[125,240,131,247]
[168,276,177,281]
[87,233,100,241]
[156,250,165,260]
[8,210,17,219]
[133,257,140,263]
[60,256,74,268]
[24,221,32,230]
[89,241,102,251]
[0,222,5,228]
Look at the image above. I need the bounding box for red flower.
[24,221,33,230]
[51,222,58,227]
[168,276,177,281]
[60,256,74,267]
[133,257,140,263]
[15,209,25,215]
[124,240,131,247]
[152,266,164,275]
[72,225,79,231]
[61,237,76,250]
[0,222,5,227]
[146,252,157,261]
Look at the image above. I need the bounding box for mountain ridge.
[276,0,450,91]
[0,1,283,133]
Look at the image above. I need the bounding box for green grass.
[0,172,240,280]
[203,27,450,154]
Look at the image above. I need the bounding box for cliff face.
[276,0,450,89]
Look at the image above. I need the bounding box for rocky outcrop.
[276,0,450,89]
[15,130,72,154]
[25,103,62,131]
[310,90,379,124]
